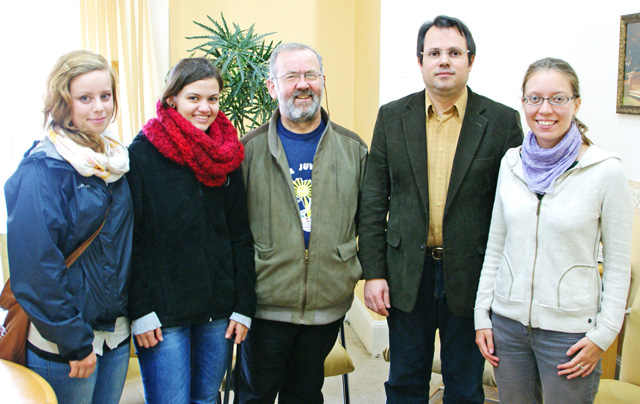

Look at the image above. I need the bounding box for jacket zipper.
[528,197,543,333]
[300,249,310,323]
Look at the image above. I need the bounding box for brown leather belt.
[427,246,444,260]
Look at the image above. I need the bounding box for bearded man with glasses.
[358,15,523,404]
[237,42,368,404]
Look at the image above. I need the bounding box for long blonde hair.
[44,50,118,153]
[522,57,592,146]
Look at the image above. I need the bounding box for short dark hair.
[417,15,476,64]
[161,58,223,108]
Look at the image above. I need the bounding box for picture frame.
[616,12,640,115]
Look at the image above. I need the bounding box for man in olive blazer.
[358,16,522,404]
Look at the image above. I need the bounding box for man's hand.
[364,278,391,316]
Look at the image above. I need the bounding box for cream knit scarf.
[47,129,129,183]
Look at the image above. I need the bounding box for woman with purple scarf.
[474,58,633,404]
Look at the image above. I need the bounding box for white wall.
[0,0,171,234]
[0,1,81,231]
[380,0,640,182]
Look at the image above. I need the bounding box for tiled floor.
[322,322,445,403]
[322,323,499,404]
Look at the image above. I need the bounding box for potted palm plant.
[188,13,281,136]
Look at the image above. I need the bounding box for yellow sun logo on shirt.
[293,178,312,216]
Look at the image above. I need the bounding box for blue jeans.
[135,319,231,404]
[27,341,130,404]
[492,313,602,404]
[236,318,342,404]
[386,256,485,404]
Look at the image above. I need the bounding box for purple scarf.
[521,121,582,194]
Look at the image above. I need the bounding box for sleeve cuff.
[230,312,251,329]
[131,312,162,336]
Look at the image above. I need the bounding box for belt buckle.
[431,247,444,260]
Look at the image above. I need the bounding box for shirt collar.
[425,88,468,122]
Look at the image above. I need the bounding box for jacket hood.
[27,136,65,161]
[504,144,622,179]
[576,144,622,168]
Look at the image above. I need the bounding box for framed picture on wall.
[617,12,640,115]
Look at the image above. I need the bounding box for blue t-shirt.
[277,118,326,247]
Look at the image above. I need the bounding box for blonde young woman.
[5,50,133,403]
[474,57,633,404]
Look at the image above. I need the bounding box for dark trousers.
[236,317,342,404]
[385,256,485,404]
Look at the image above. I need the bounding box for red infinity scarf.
[143,100,244,187]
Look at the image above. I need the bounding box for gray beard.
[281,89,322,123]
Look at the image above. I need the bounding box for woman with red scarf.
[126,58,256,404]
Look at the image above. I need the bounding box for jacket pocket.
[494,253,517,301]
[556,265,599,310]
[337,239,357,262]
[386,228,402,248]
[254,244,274,260]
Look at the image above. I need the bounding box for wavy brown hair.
[44,50,118,152]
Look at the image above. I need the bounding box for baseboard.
[346,297,388,357]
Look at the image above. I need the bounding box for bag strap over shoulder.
[64,205,110,268]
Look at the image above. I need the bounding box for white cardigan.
[474,145,633,351]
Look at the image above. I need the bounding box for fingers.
[68,361,79,378]
[364,279,391,317]
[225,321,237,339]
[135,328,161,348]
[475,329,499,367]
[155,327,163,343]
[557,337,603,379]
[68,352,97,378]
[558,360,593,379]
[234,324,249,344]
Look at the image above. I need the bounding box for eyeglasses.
[522,95,576,106]
[420,48,470,60]
[272,72,322,84]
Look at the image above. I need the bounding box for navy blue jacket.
[4,139,133,360]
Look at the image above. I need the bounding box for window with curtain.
[80,0,164,144]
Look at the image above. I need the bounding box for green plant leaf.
[187,13,280,136]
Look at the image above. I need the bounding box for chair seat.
[0,358,58,404]
[431,351,496,387]
[324,339,355,377]
[594,379,640,404]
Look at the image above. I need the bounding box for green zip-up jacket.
[241,108,368,325]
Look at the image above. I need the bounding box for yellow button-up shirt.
[426,89,468,247]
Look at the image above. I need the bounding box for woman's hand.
[557,336,603,379]
[69,351,97,378]
[226,320,249,344]
[475,328,499,367]
[135,327,163,348]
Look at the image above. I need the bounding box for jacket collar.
[446,88,488,212]
[267,107,331,160]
